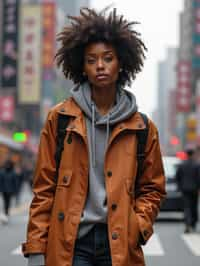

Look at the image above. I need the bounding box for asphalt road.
[0,189,200,266]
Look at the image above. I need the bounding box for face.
[83,42,120,88]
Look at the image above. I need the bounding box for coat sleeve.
[22,110,57,257]
[135,119,166,245]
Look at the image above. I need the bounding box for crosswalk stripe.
[142,234,164,256]
[181,234,200,256]
[12,233,200,257]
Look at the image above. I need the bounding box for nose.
[96,58,104,70]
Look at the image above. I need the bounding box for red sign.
[176,61,191,112]
[42,2,55,70]
[0,96,14,122]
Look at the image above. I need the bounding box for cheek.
[84,65,95,78]
[111,65,120,80]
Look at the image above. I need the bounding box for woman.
[22,8,166,266]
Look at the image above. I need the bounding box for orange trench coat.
[22,98,166,266]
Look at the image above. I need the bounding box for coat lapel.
[108,112,147,146]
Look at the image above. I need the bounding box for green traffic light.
[12,132,27,142]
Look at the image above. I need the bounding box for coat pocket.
[128,208,140,250]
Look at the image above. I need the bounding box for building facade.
[157,48,178,154]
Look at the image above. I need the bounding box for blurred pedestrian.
[22,7,166,266]
[14,162,24,206]
[22,159,34,191]
[176,149,199,233]
[195,146,200,188]
[0,160,18,224]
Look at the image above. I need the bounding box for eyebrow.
[85,50,114,57]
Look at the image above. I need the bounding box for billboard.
[0,95,14,122]
[176,61,191,112]
[1,0,20,90]
[18,5,42,104]
[41,2,56,122]
[42,1,55,72]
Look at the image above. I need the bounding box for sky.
[90,0,184,116]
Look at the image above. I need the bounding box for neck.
[91,84,117,115]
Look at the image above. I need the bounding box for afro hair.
[55,7,147,88]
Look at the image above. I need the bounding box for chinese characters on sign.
[41,2,56,122]
[18,5,42,104]
[1,0,19,89]
[42,2,55,72]
[0,96,14,122]
[176,61,191,112]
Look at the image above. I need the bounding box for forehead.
[84,42,117,56]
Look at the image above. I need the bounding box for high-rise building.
[175,0,193,148]
[157,48,178,154]
[0,1,2,89]
[175,0,200,148]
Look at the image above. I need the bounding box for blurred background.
[0,0,199,160]
[0,1,200,266]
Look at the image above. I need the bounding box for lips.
[96,74,109,80]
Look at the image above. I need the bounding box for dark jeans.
[2,192,12,215]
[183,191,198,228]
[73,223,112,266]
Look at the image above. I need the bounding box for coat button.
[143,229,148,237]
[63,176,68,183]
[138,123,143,128]
[60,108,65,112]
[112,232,118,240]
[58,212,65,221]
[111,203,117,211]
[107,171,112,177]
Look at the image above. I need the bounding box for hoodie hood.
[70,82,138,125]
[70,82,138,167]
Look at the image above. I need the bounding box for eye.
[104,56,113,62]
[86,58,96,64]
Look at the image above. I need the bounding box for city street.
[0,188,200,266]
[1,0,200,266]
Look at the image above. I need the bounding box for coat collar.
[108,112,147,146]
[56,98,87,139]
[55,97,147,141]
[56,97,82,117]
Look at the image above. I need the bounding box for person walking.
[22,8,166,266]
[0,160,18,224]
[176,149,199,233]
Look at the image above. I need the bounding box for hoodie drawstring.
[92,103,96,167]
[105,113,110,152]
[92,103,111,168]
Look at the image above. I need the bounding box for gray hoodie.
[28,82,137,266]
[70,82,138,238]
